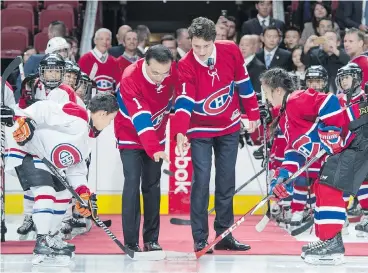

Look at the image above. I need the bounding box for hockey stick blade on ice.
[290,216,314,236]
[254,150,326,232]
[1,56,23,242]
[169,168,266,226]
[28,144,165,261]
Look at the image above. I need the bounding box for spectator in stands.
[108,25,133,58]
[239,35,266,93]
[78,28,121,94]
[216,24,228,40]
[65,36,79,62]
[284,27,301,51]
[335,1,368,32]
[176,28,191,60]
[256,26,292,71]
[343,28,365,60]
[290,45,306,88]
[299,2,340,45]
[241,1,285,37]
[116,30,140,73]
[227,16,237,42]
[23,46,38,64]
[136,25,151,56]
[302,30,349,93]
[48,20,67,39]
[161,34,178,61]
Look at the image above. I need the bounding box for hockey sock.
[343,193,350,210]
[50,189,72,234]
[291,185,308,213]
[307,185,316,209]
[24,189,35,216]
[357,181,368,210]
[31,186,56,234]
[314,179,345,240]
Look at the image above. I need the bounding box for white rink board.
[5,118,266,195]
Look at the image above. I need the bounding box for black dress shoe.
[125,243,142,252]
[194,240,213,254]
[214,236,251,251]
[143,241,162,251]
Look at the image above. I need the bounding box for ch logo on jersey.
[151,108,166,129]
[95,75,114,92]
[51,143,82,168]
[202,83,234,116]
[292,135,320,158]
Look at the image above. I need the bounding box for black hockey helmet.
[64,60,81,89]
[335,63,362,94]
[305,65,328,93]
[38,53,65,89]
[77,72,97,104]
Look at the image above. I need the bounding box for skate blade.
[304,254,345,265]
[356,231,368,238]
[129,250,166,261]
[32,254,71,267]
[19,231,37,241]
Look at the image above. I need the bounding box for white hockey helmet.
[45,37,70,55]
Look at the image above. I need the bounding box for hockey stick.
[1,56,23,242]
[169,167,266,225]
[27,143,165,260]
[254,149,326,233]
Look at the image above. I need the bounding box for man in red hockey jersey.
[114,45,176,252]
[78,28,121,94]
[173,17,260,253]
[116,30,140,73]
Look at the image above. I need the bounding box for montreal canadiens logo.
[152,110,165,129]
[95,75,114,92]
[203,85,232,115]
[51,143,82,168]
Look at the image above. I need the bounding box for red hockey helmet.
[350,55,368,89]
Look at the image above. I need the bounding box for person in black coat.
[241,0,285,37]
[256,26,292,71]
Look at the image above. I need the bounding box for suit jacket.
[241,17,285,37]
[336,1,363,30]
[256,48,292,71]
[108,44,125,58]
[246,56,266,94]
[16,54,45,99]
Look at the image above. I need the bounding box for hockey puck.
[163,169,174,176]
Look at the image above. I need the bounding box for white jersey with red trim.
[0,76,16,106]
[5,100,90,189]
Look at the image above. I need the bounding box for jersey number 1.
[133,98,142,109]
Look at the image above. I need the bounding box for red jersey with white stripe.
[5,100,90,189]
[78,50,121,94]
[114,59,177,159]
[116,55,140,74]
[172,41,260,139]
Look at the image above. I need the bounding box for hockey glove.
[13,117,36,146]
[317,124,343,155]
[0,105,15,127]
[75,185,98,220]
[259,104,272,124]
[269,168,293,200]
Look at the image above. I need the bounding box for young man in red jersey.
[114,45,177,252]
[173,17,260,253]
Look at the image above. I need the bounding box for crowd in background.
[7,0,368,100]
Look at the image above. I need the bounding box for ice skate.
[17,215,36,240]
[32,234,73,267]
[303,232,345,265]
[50,231,76,254]
[355,210,368,238]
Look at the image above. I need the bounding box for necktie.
[261,20,267,29]
[265,53,272,69]
[101,55,106,62]
[207,57,214,69]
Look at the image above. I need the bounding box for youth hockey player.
[114,45,176,252]
[335,63,368,238]
[5,93,118,266]
[262,67,368,265]
[173,17,260,253]
[63,60,81,91]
